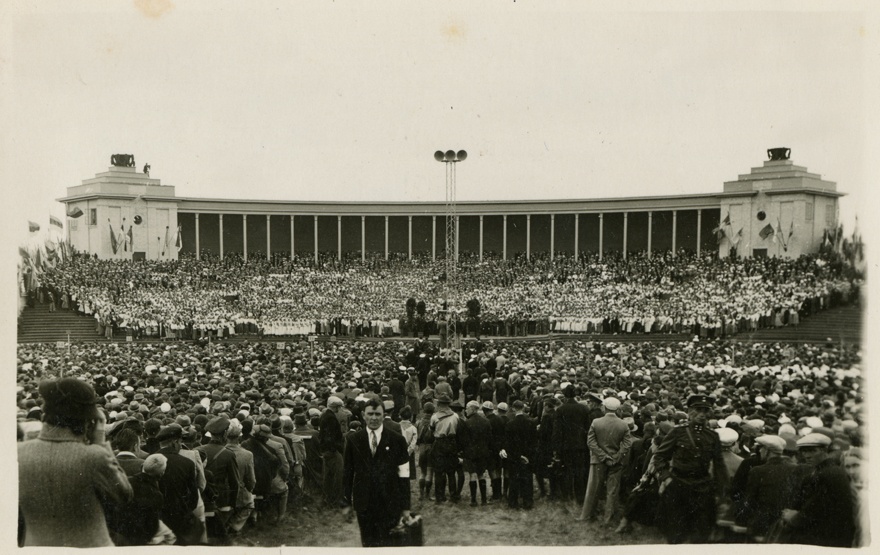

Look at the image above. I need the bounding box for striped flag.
[759,223,775,240]
[28,221,40,233]
[175,225,183,252]
[66,206,84,218]
[109,219,119,254]
[50,215,63,229]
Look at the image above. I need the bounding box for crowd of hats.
[36,246,856,337]
[17,333,863,451]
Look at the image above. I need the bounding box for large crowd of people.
[17,334,866,547]
[29,248,859,340]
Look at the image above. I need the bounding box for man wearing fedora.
[653,393,728,543]
[19,378,133,547]
[342,397,412,547]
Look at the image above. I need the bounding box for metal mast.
[435,149,467,349]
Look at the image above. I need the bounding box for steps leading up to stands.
[738,304,862,344]
[17,304,104,344]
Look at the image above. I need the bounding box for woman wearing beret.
[19,378,133,547]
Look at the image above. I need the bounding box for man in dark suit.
[156,424,201,545]
[343,398,412,547]
[552,385,593,503]
[501,400,538,509]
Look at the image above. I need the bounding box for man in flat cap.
[740,435,801,538]
[653,393,728,543]
[156,424,203,544]
[580,396,632,525]
[782,433,855,547]
[196,416,242,544]
[430,393,462,503]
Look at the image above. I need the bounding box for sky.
[1,1,877,251]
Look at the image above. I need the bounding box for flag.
[19,246,30,260]
[730,228,743,246]
[49,215,63,230]
[175,225,182,252]
[28,221,40,233]
[127,226,133,251]
[162,226,170,256]
[759,223,775,240]
[121,223,128,252]
[66,206,84,218]
[109,219,119,254]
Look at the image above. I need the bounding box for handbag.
[389,513,424,547]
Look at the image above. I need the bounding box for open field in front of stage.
[233,491,666,548]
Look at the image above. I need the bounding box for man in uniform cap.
[782,432,855,547]
[195,417,241,544]
[653,394,728,543]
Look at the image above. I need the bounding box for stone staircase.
[17,303,104,344]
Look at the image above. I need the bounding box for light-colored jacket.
[18,426,133,547]
[587,413,633,465]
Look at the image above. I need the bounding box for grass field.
[232,486,667,547]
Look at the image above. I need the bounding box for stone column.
[696,209,702,256]
[266,215,271,261]
[432,216,437,261]
[526,214,531,261]
[408,215,413,261]
[361,216,366,262]
[479,215,484,262]
[314,215,319,265]
[672,210,678,258]
[598,213,604,262]
[290,215,295,259]
[503,215,508,261]
[385,216,389,261]
[647,211,653,258]
[623,212,628,261]
[574,213,579,262]
[550,213,555,260]
[337,215,342,261]
[195,213,200,261]
[242,214,248,263]
[219,214,224,260]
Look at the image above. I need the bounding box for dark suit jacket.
[156,448,199,522]
[553,399,591,453]
[504,413,538,463]
[343,427,411,515]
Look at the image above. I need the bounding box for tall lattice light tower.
[434,149,467,348]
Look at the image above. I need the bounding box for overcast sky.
[2,1,877,248]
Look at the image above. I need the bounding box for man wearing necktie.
[343,398,412,547]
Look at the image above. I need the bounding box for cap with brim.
[156,423,183,442]
[755,434,785,454]
[436,394,452,405]
[797,433,832,448]
[716,427,739,446]
[481,401,494,410]
[205,416,230,435]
